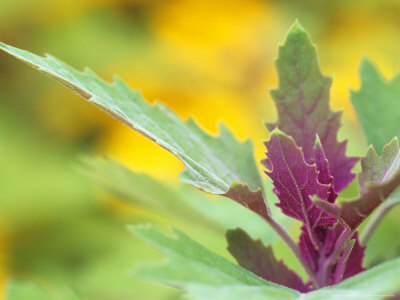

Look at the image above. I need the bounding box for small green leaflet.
[132,224,400,300]
[0,41,267,217]
[359,138,400,193]
[351,59,400,153]
[316,138,400,229]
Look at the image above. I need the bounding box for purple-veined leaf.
[267,22,357,192]
[264,129,365,287]
[263,129,332,233]
[316,138,400,230]
[313,136,338,204]
[226,228,310,293]
[341,232,365,281]
[299,223,365,286]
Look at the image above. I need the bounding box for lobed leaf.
[226,228,310,292]
[351,59,400,153]
[313,136,337,203]
[129,225,286,289]
[0,41,268,218]
[185,256,400,299]
[316,138,400,229]
[264,130,364,286]
[263,129,332,230]
[132,224,400,300]
[267,22,357,192]
[351,59,400,240]
[359,138,400,193]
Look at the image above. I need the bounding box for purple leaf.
[313,136,338,203]
[226,228,310,292]
[224,183,270,220]
[316,138,400,229]
[342,233,365,280]
[299,223,365,286]
[264,130,365,287]
[267,22,357,192]
[327,226,365,284]
[263,130,332,235]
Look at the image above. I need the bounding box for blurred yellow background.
[1,0,400,299]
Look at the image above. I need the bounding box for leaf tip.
[269,127,285,137]
[314,135,322,148]
[289,19,305,34]
[360,57,375,73]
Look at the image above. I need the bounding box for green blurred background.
[1,0,400,299]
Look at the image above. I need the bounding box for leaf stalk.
[360,201,399,245]
[263,216,320,288]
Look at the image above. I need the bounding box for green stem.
[360,201,399,245]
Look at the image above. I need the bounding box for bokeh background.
[1,0,400,299]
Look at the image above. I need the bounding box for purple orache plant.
[226,23,399,291]
[2,21,400,295]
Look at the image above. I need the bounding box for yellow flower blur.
[1,0,400,298]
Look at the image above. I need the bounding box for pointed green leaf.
[0,41,267,218]
[359,138,400,194]
[267,22,357,192]
[351,59,400,153]
[316,138,400,229]
[129,225,296,295]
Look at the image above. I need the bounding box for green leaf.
[129,225,295,295]
[351,59,400,153]
[184,284,299,300]
[0,41,267,218]
[316,138,400,229]
[305,256,400,299]
[84,158,289,246]
[267,21,357,193]
[83,157,223,229]
[351,60,400,242]
[359,138,400,194]
[186,258,400,300]
[131,224,400,299]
